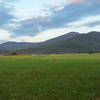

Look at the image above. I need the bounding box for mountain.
[0,32,79,50]
[0,31,100,54]
[41,32,80,45]
[0,42,33,50]
[15,31,100,54]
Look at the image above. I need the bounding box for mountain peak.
[0,31,100,53]
[67,32,80,34]
[88,31,100,34]
[65,32,80,38]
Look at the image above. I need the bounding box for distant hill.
[0,42,32,50]
[15,31,100,54]
[41,32,80,45]
[0,31,100,54]
[0,32,79,50]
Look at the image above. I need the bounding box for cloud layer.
[13,0,100,36]
[0,0,100,42]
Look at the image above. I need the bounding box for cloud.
[10,0,100,38]
[5,24,100,43]
[0,0,17,28]
[69,0,86,4]
[69,0,100,4]
[0,27,68,43]
[0,7,14,28]
[0,29,12,41]
[67,14,100,27]
[49,4,65,12]
[0,0,100,43]
[12,15,51,36]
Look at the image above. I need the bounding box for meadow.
[0,54,100,100]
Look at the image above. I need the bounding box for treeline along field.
[0,54,100,100]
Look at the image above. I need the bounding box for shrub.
[10,52,18,55]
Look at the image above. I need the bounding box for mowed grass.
[0,54,100,100]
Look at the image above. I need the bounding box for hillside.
[0,42,36,50]
[0,31,100,54]
[0,32,79,50]
[16,31,100,54]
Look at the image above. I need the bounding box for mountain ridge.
[0,31,100,54]
[0,32,80,50]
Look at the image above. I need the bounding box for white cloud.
[1,14,100,43]
[7,28,68,42]
[0,29,12,40]
[5,24,100,43]
[69,0,86,4]
[67,15,100,27]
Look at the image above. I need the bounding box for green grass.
[0,54,100,100]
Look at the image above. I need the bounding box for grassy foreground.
[0,54,100,100]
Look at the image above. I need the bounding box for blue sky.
[0,0,100,43]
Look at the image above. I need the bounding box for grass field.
[0,54,100,100]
